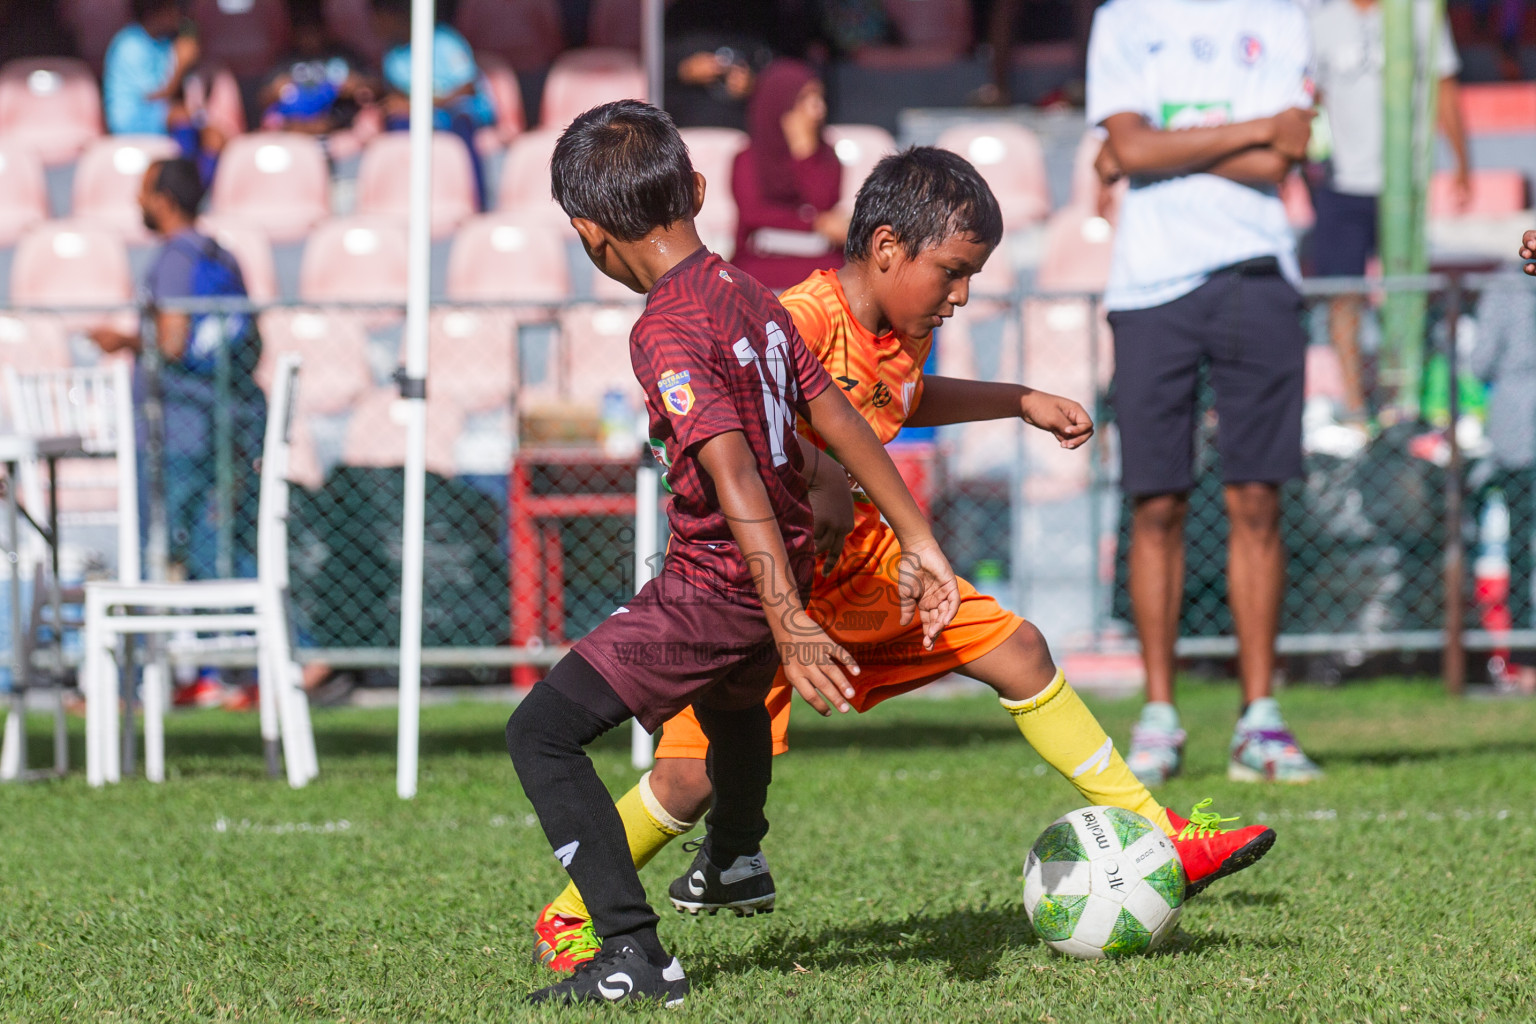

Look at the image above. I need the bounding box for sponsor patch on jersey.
[1161,101,1233,130]
[658,369,695,416]
[719,269,733,282]
[1191,36,1216,61]
[1237,34,1263,65]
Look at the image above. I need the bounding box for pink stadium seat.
[323,0,388,64]
[424,308,519,414]
[681,127,748,258]
[254,309,372,415]
[1019,297,1110,501]
[341,386,463,477]
[0,144,48,246]
[208,133,331,243]
[0,59,103,165]
[191,0,291,79]
[285,413,325,491]
[588,0,641,51]
[496,128,571,226]
[446,213,571,306]
[540,48,647,130]
[557,305,644,407]
[59,0,132,74]
[824,124,897,215]
[299,217,410,304]
[198,216,279,304]
[12,222,132,310]
[355,131,478,238]
[1280,171,1315,231]
[455,0,564,72]
[937,122,1051,230]
[1428,170,1529,219]
[1458,83,1536,135]
[72,135,182,241]
[1036,207,1114,294]
[858,0,973,68]
[185,68,247,142]
[476,55,527,150]
[0,315,73,375]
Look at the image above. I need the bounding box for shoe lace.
[681,837,706,853]
[553,920,600,960]
[1177,797,1240,839]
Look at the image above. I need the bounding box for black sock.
[694,700,772,865]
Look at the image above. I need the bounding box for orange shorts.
[654,518,1022,760]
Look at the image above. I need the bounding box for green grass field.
[3,678,1535,1023]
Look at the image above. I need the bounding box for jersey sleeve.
[1263,5,1313,114]
[638,313,746,454]
[1085,4,1156,127]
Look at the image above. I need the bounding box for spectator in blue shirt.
[370,0,496,207]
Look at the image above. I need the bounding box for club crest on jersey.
[1191,36,1216,61]
[658,369,694,416]
[1237,34,1263,65]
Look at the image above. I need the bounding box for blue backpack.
[169,235,261,383]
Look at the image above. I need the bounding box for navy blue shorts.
[1108,261,1305,497]
[1308,186,1377,278]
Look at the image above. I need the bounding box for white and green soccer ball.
[1022,806,1185,959]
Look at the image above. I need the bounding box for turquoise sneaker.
[1126,702,1185,786]
[1229,697,1323,783]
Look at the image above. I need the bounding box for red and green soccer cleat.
[532,903,599,972]
[1167,798,1277,899]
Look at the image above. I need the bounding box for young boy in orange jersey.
[533,147,1280,969]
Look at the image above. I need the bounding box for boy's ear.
[570,216,608,254]
[691,172,707,218]
[869,224,901,272]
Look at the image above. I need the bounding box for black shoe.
[526,937,687,1006]
[667,839,776,916]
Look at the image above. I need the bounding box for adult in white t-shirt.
[1308,0,1469,416]
[1086,0,1322,786]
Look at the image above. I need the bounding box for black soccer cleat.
[667,839,776,917]
[526,937,688,1007]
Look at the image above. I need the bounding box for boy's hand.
[1020,391,1094,449]
[777,608,860,715]
[1094,139,1123,187]
[1267,107,1316,163]
[1521,229,1536,275]
[893,537,960,649]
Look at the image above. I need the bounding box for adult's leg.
[1130,492,1191,705]
[1225,482,1284,704]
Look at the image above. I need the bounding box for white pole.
[630,460,660,770]
[396,0,435,800]
[641,0,663,104]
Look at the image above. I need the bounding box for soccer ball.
[1022,806,1185,959]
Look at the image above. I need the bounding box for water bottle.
[601,389,633,458]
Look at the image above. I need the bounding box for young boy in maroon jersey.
[506,99,961,1007]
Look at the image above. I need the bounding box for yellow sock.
[546,771,699,921]
[1001,670,1173,836]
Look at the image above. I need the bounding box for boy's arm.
[696,429,861,716]
[904,376,1093,448]
[803,387,959,646]
[1101,110,1313,179]
[799,436,855,572]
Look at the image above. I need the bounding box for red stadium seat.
[446,213,571,306]
[475,55,527,150]
[936,122,1051,230]
[1458,83,1536,135]
[340,385,463,477]
[496,127,571,227]
[680,127,748,258]
[72,135,182,241]
[190,0,291,79]
[540,48,647,130]
[355,131,478,238]
[455,0,564,73]
[824,124,897,215]
[208,133,331,243]
[1428,169,1529,219]
[255,309,372,415]
[557,304,643,408]
[857,0,973,67]
[0,144,49,247]
[0,59,103,165]
[423,308,520,414]
[198,215,279,304]
[59,0,132,75]
[298,217,410,304]
[588,0,641,51]
[323,0,388,64]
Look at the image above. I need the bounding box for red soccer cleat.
[1167,798,1277,899]
[533,903,599,972]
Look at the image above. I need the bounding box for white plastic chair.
[82,355,317,788]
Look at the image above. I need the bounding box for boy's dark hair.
[369,0,411,13]
[148,158,204,219]
[132,0,183,20]
[844,146,1004,262]
[550,100,697,242]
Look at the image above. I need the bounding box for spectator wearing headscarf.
[729,59,845,290]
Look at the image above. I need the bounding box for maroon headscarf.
[747,58,828,205]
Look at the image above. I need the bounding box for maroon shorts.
[572,571,782,733]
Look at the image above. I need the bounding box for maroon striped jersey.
[633,247,835,601]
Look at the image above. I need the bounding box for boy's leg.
[506,652,668,964]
